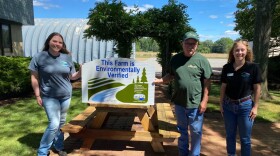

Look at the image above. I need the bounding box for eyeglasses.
[183,41,198,46]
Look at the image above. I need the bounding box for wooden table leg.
[137,109,165,152]
[147,106,158,127]
[88,111,108,128]
[137,111,155,131]
[80,111,108,150]
[151,141,165,152]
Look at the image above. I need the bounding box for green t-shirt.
[170,52,212,108]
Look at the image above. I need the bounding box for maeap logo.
[134,94,145,101]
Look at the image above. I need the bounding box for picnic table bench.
[156,103,180,139]
[61,103,179,152]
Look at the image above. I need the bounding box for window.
[0,24,12,56]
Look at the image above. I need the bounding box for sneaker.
[57,150,67,156]
[52,148,67,156]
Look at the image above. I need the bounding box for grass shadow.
[17,133,42,149]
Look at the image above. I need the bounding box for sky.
[33,0,240,42]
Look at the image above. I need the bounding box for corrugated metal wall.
[22,18,117,63]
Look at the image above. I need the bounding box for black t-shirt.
[220,61,262,99]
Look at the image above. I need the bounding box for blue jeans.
[37,97,71,156]
[175,104,204,156]
[222,98,254,156]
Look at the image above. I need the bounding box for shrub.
[0,56,32,100]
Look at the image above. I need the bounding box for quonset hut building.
[22,18,135,63]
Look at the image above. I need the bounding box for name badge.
[227,73,234,76]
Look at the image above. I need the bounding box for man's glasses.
[184,42,197,46]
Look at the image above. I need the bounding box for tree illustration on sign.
[115,67,149,103]
[141,67,147,83]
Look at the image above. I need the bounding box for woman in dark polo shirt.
[220,39,262,156]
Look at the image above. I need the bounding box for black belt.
[225,95,251,103]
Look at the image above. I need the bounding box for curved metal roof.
[22,18,118,63]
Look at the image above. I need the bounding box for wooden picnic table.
[61,103,179,153]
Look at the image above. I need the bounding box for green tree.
[84,0,137,58]
[214,37,234,53]
[140,38,150,52]
[234,0,280,40]
[146,0,194,75]
[203,40,214,49]
[84,0,193,74]
[136,37,159,52]
[211,45,224,53]
[253,0,276,99]
[197,46,211,53]
[135,43,141,52]
[197,40,214,53]
[234,0,256,40]
[235,0,278,99]
[141,68,147,83]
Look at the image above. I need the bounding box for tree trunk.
[162,40,170,76]
[253,0,276,100]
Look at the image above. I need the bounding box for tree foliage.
[84,0,137,58]
[197,38,234,53]
[147,0,194,75]
[253,0,276,99]
[234,0,280,40]
[136,37,159,52]
[197,40,213,53]
[214,37,234,53]
[84,0,193,75]
[235,0,279,99]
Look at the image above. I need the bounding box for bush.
[0,56,32,100]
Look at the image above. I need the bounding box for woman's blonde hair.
[227,39,253,63]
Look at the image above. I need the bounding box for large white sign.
[82,58,155,105]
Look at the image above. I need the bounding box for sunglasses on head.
[234,39,249,46]
[235,39,248,42]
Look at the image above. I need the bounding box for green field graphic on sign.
[87,67,149,103]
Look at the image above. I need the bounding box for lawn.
[0,90,87,156]
[207,83,280,123]
[0,83,279,155]
[0,84,279,155]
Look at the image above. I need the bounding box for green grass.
[207,83,280,123]
[0,84,279,155]
[0,89,87,156]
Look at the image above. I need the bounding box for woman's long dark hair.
[42,32,71,54]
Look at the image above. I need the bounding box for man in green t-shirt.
[154,31,212,156]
